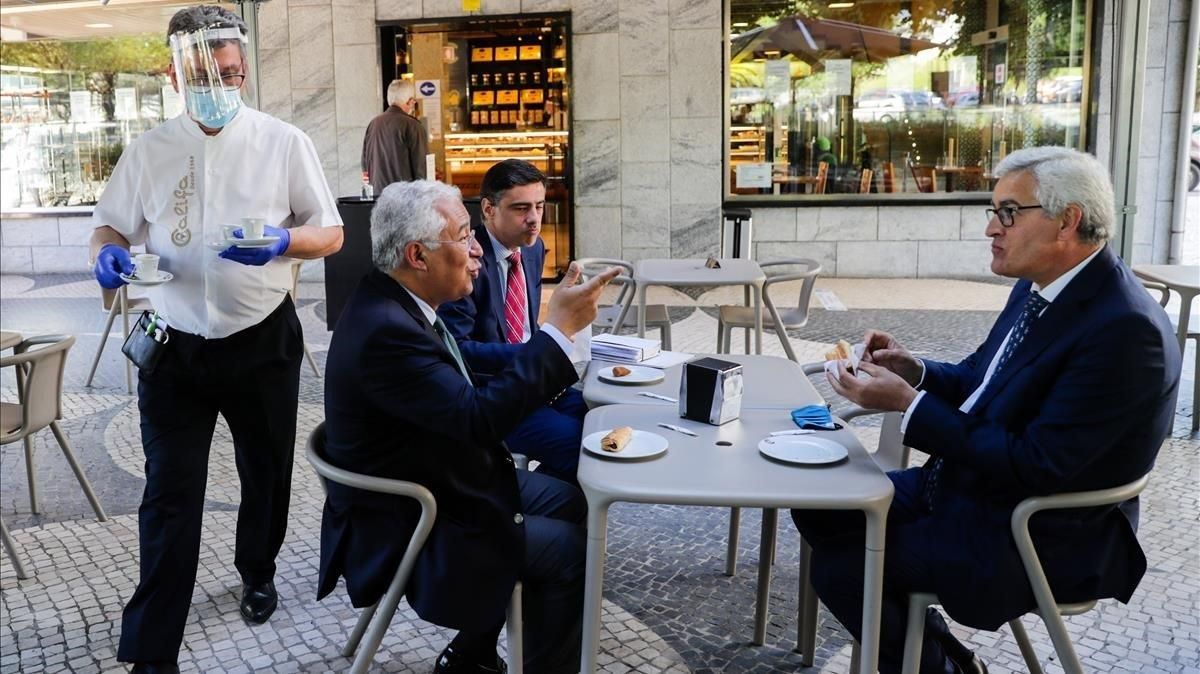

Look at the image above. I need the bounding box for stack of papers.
[591,334,662,363]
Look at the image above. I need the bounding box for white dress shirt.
[401,285,571,360]
[488,230,533,343]
[901,246,1104,432]
[93,108,342,339]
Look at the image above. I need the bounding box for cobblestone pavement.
[1,272,1196,674]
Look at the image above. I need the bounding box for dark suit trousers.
[455,470,586,674]
[791,468,972,674]
[504,387,587,484]
[118,298,303,663]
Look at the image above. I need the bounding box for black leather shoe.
[130,662,179,674]
[432,644,507,674]
[239,580,278,624]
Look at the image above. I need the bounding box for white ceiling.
[0,0,227,42]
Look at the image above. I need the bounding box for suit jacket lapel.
[973,246,1117,410]
[521,242,539,332]
[477,226,506,332]
[375,270,474,378]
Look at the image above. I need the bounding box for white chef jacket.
[93,107,342,339]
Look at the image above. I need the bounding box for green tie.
[433,317,472,382]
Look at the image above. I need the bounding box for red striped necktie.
[504,250,527,344]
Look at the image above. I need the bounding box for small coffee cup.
[134,253,160,280]
[240,217,266,240]
[221,224,241,242]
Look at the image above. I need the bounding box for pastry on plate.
[600,426,633,452]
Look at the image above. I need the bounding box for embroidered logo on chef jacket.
[172,156,196,247]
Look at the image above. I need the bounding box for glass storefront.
[727,0,1094,199]
[0,2,241,210]
[382,15,572,280]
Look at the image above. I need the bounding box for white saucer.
[120,271,173,287]
[220,235,279,249]
[596,365,665,385]
[757,435,848,466]
[582,429,668,460]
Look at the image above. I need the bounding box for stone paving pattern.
[0,273,1196,673]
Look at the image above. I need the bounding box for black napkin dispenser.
[679,357,744,425]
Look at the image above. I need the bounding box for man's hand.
[219,225,291,266]
[93,243,134,289]
[546,262,622,336]
[827,361,918,412]
[861,329,923,386]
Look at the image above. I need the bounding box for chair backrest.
[858,168,873,194]
[881,162,897,193]
[0,335,75,441]
[907,158,936,193]
[575,257,635,310]
[761,259,822,326]
[814,161,829,194]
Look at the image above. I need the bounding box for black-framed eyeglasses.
[186,73,247,89]
[421,230,476,250]
[985,204,1044,228]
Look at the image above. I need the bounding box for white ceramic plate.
[582,429,668,460]
[119,271,173,287]
[757,435,848,466]
[596,365,665,385]
[218,235,279,249]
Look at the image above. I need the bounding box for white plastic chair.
[2,334,108,527]
[306,423,523,674]
[1,516,30,579]
[576,258,672,349]
[84,286,151,394]
[1143,280,1197,430]
[715,258,821,362]
[869,474,1151,674]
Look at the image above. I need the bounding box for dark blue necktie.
[922,291,1049,511]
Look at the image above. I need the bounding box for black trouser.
[452,470,586,674]
[118,297,303,663]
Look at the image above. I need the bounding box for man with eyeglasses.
[89,6,343,672]
[320,179,619,673]
[439,159,588,484]
[790,147,1179,674]
[362,79,429,191]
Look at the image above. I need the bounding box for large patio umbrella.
[731,15,943,66]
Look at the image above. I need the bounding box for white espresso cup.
[240,217,266,240]
[134,253,160,280]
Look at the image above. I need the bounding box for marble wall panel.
[573,33,621,120]
[257,48,294,121]
[573,0,619,34]
[30,246,89,273]
[959,205,989,240]
[621,246,671,262]
[668,29,721,118]
[878,206,960,241]
[575,206,623,259]
[668,0,720,29]
[292,88,339,170]
[1,218,59,246]
[574,120,621,206]
[917,241,993,279]
[815,207,876,241]
[751,208,797,242]
[289,6,335,88]
[755,241,836,275]
[376,0,423,20]
[336,125,368,197]
[669,203,720,259]
[334,44,381,129]
[522,0,572,11]
[333,1,375,46]
[621,162,671,248]
[258,0,290,50]
[58,218,96,246]
[619,77,670,162]
[795,209,819,240]
[669,162,721,206]
[836,242,917,277]
[1,247,33,274]
[619,0,669,75]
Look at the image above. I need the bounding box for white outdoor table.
[613,259,776,354]
[578,405,893,674]
[1132,264,1199,355]
[581,353,812,409]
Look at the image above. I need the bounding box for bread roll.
[824,339,853,362]
[612,366,632,377]
[601,426,633,452]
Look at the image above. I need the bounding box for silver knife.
[769,429,817,437]
[657,422,698,437]
[638,392,678,402]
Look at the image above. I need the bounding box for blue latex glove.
[94,244,134,289]
[218,225,291,266]
[791,404,843,431]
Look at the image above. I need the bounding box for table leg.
[637,284,648,339]
[581,500,611,674]
[753,507,778,645]
[859,508,888,674]
[1176,291,1195,357]
[752,283,763,354]
[764,291,796,362]
[119,287,132,395]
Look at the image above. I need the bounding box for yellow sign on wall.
[462,0,481,11]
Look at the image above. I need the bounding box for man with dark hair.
[90,6,343,672]
[362,79,428,191]
[438,159,587,483]
[795,146,1179,673]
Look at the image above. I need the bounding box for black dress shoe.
[130,662,179,674]
[432,644,507,674]
[239,580,278,624]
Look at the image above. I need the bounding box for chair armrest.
[762,269,822,287]
[801,361,825,375]
[1140,281,1170,308]
[1010,474,1150,619]
[839,405,887,422]
[305,444,438,509]
[13,334,74,356]
[576,258,634,276]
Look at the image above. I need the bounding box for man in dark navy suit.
[795,147,1180,674]
[319,179,619,673]
[439,159,588,483]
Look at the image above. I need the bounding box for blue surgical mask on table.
[791,404,843,431]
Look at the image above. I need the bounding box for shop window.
[1,2,241,210]
[727,0,1093,199]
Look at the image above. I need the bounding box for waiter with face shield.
[89,6,343,672]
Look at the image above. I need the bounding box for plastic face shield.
[169,26,247,126]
